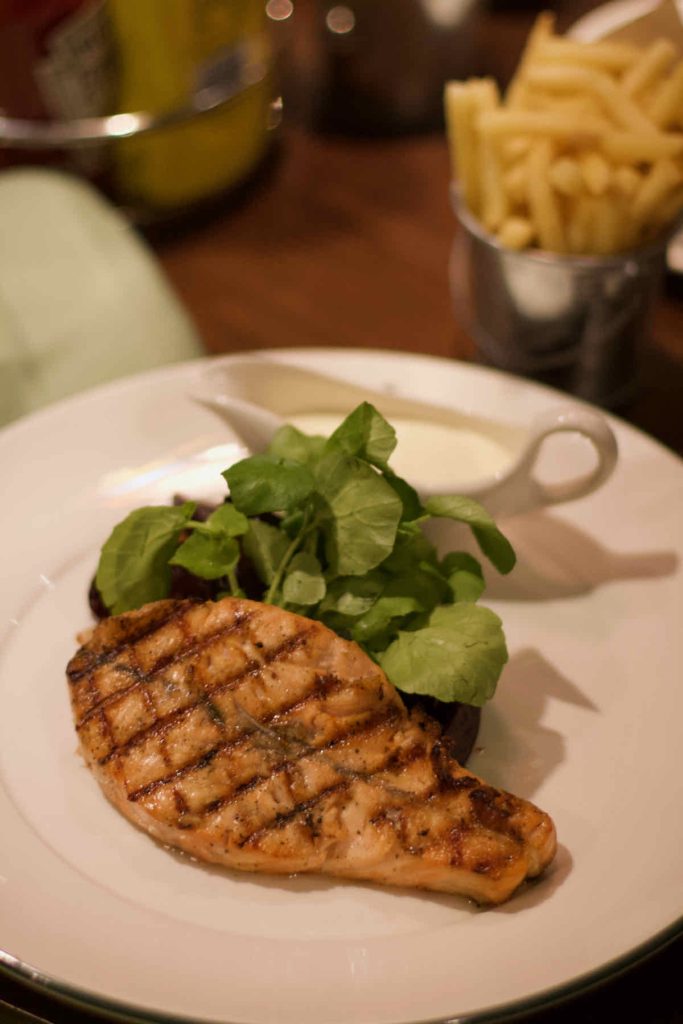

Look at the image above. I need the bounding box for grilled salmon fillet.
[67,597,556,904]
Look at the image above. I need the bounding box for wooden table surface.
[1,2,681,1023]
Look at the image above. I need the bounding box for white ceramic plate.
[569,0,683,274]
[0,350,681,1024]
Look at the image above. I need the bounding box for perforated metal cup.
[450,190,671,408]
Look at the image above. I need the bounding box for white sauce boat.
[191,356,618,519]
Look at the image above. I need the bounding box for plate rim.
[2,920,681,1024]
[1,348,681,1024]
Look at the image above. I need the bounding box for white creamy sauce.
[289,413,512,490]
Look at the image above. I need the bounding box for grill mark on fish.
[123,673,346,800]
[95,626,314,764]
[129,746,224,802]
[87,663,117,759]
[130,612,175,782]
[76,612,259,728]
[194,707,404,818]
[237,781,351,849]
[129,704,401,810]
[67,601,194,682]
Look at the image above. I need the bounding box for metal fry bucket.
[450,189,671,408]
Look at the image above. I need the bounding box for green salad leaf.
[314,448,403,575]
[326,401,396,468]
[282,552,326,606]
[96,502,196,615]
[377,604,508,706]
[424,494,516,575]
[267,424,326,466]
[223,455,315,516]
[440,552,485,603]
[170,531,240,581]
[93,403,516,707]
[242,519,290,586]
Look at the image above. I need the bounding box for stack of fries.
[445,14,683,255]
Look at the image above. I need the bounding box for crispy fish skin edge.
[67,597,558,905]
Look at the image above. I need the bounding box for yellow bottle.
[107,0,274,213]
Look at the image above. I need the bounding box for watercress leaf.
[268,424,327,466]
[377,603,508,706]
[282,552,326,606]
[318,573,386,617]
[424,495,516,575]
[351,566,449,642]
[223,455,315,516]
[380,526,439,574]
[96,502,196,615]
[382,468,425,522]
[204,502,249,537]
[242,519,290,586]
[326,402,396,468]
[440,551,482,576]
[315,449,403,576]
[170,532,240,581]
[351,595,421,645]
[440,551,485,603]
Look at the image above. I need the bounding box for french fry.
[496,217,535,250]
[503,161,528,205]
[534,37,641,73]
[444,83,481,215]
[613,165,643,197]
[501,135,532,164]
[579,152,611,196]
[648,61,683,128]
[522,93,604,120]
[479,109,607,141]
[601,130,683,162]
[524,65,658,134]
[527,139,566,252]
[506,13,556,107]
[468,79,508,231]
[620,39,676,97]
[548,156,583,196]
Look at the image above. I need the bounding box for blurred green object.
[0,168,203,428]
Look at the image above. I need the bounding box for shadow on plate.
[472,647,593,801]
[426,511,677,602]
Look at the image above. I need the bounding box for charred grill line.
[236,781,350,849]
[67,601,194,682]
[96,625,316,765]
[129,705,400,810]
[125,672,349,801]
[267,672,346,719]
[129,745,223,802]
[75,611,258,728]
[127,614,177,796]
[187,707,403,818]
[88,666,117,760]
